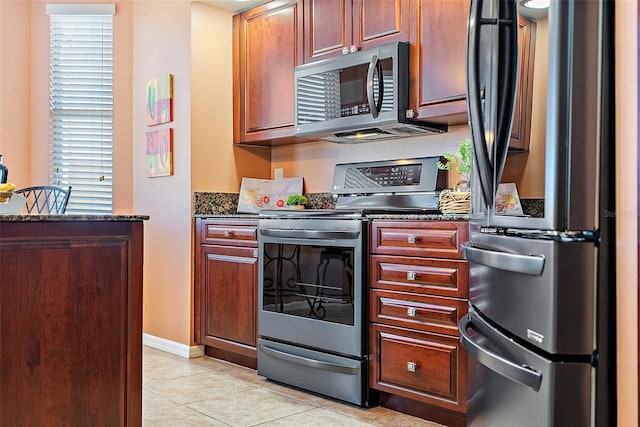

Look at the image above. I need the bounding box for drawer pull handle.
[407,271,416,281]
[407,234,417,244]
[407,361,417,372]
[224,230,232,237]
[407,307,417,317]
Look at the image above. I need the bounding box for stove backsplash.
[193,192,543,218]
[193,192,335,215]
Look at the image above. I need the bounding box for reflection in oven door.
[262,244,355,326]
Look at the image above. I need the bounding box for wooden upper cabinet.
[233,0,303,145]
[303,0,411,63]
[411,0,470,125]
[509,16,537,150]
[303,0,351,61]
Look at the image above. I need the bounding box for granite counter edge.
[0,214,150,222]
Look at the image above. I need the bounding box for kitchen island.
[0,215,148,426]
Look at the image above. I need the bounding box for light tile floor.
[143,346,443,426]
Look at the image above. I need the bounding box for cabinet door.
[412,0,469,124]
[303,0,411,63]
[201,245,258,348]
[509,16,537,150]
[303,0,352,62]
[353,0,412,51]
[233,1,303,144]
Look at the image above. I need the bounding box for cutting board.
[237,177,303,213]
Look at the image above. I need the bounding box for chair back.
[14,186,72,214]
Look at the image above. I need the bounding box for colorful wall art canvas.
[146,75,173,126]
[146,128,173,177]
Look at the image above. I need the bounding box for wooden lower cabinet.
[195,218,258,368]
[0,219,144,426]
[370,324,466,412]
[369,220,468,427]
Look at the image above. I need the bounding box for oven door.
[258,218,366,358]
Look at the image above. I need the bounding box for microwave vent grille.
[296,72,340,124]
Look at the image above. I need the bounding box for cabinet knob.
[342,47,349,55]
[223,230,232,237]
[407,307,417,317]
[407,234,417,244]
[407,361,417,373]
[407,271,416,281]
[349,44,358,53]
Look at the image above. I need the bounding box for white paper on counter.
[495,182,524,215]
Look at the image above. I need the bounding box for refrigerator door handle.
[492,0,519,188]
[467,0,495,208]
[459,312,543,392]
[462,241,545,276]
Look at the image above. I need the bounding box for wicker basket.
[439,189,471,214]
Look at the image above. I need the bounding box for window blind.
[48,7,114,214]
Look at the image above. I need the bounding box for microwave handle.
[366,55,382,118]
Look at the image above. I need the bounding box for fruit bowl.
[0,190,14,203]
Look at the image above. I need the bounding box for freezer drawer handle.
[462,242,545,276]
[259,343,359,375]
[459,312,542,392]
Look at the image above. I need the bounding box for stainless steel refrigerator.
[459,1,616,425]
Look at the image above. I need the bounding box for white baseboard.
[143,333,204,359]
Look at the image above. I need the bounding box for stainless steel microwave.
[294,42,446,143]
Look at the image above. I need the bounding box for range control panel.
[352,163,421,187]
[332,157,445,195]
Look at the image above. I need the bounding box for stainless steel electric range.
[256,157,446,406]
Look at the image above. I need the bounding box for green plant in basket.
[437,139,472,188]
[286,194,308,206]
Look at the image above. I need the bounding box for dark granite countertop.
[0,214,149,222]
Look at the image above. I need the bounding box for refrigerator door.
[467,0,518,211]
[469,0,605,232]
[459,309,592,427]
[464,228,596,355]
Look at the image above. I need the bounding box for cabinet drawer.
[371,255,468,297]
[201,220,258,246]
[369,324,467,412]
[370,221,468,258]
[370,289,467,336]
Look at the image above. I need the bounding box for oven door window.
[262,242,355,326]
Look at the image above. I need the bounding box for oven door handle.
[260,229,360,240]
[259,343,359,375]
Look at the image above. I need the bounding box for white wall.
[272,125,471,192]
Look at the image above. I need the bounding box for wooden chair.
[14,185,72,214]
